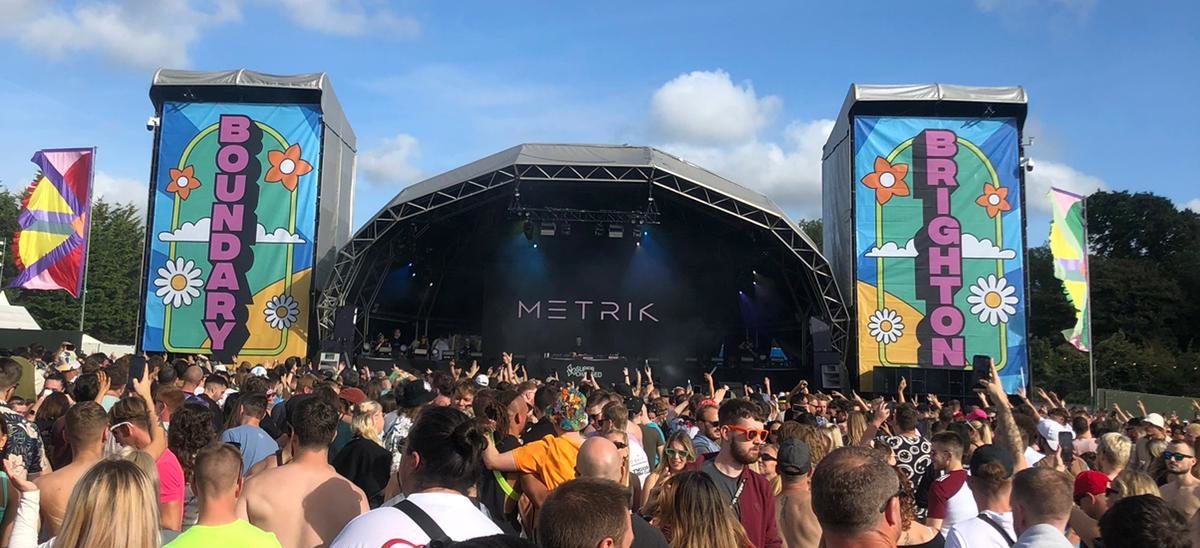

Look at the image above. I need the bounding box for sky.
[0,0,1197,244]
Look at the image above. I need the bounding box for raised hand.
[871,398,891,427]
[898,377,907,392]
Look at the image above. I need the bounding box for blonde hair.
[351,400,384,445]
[1110,469,1160,499]
[1097,432,1132,473]
[54,458,160,548]
[847,411,867,447]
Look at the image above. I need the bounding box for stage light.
[636,241,641,247]
[533,243,539,249]
[539,222,556,237]
[411,272,416,277]
[608,224,624,238]
[594,223,605,237]
[561,222,572,236]
[407,262,413,268]
[523,221,535,242]
[428,282,434,287]
[752,270,757,275]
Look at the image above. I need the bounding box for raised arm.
[981,360,1028,472]
[133,367,166,460]
[897,377,907,405]
[859,399,890,447]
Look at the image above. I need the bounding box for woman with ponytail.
[330,406,503,547]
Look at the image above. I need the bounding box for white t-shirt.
[628,436,651,487]
[1024,446,1045,466]
[945,510,1016,548]
[927,469,978,534]
[330,492,502,547]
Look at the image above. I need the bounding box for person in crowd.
[332,406,501,546]
[524,385,559,442]
[811,445,902,548]
[945,445,1017,548]
[537,477,633,548]
[757,443,779,494]
[97,358,127,411]
[1159,439,1200,517]
[1108,469,1161,503]
[690,399,781,548]
[382,379,435,460]
[218,393,279,476]
[108,369,178,531]
[575,436,669,548]
[1071,416,1097,455]
[167,403,216,528]
[192,374,228,432]
[925,431,976,534]
[891,465,942,548]
[474,390,527,535]
[658,471,751,548]
[877,404,933,519]
[154,386,185,434]
[9,457,161,548]
[1098,494,1189,548]
[1009,467,1073,548]
[164,444,282,547]
[0,419,18,545]
[640,431,694,514]
[691,405,721,455]
[1074,470,1112,521]
[599,401,651,488]
[775,438,820,548]
[1095,432,1131,480]
[0,357,49,478]
[483,387,588,493]
[332,400,392,508]
[32,392,69,449]
[452,381,477,415]
[238,396,368,548]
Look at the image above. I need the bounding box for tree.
[797,218,822,251]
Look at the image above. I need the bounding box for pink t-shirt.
[157,448,186,519]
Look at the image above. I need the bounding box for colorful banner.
[8,148,94,297]
[1049,187,1089,352]
[142,102,319,360]
[853,117,1027,392]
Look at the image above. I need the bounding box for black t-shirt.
[331,437,393,508]
[523,419,557,443]
[631,513,670,548]
[477,434,522,534]
[700,460,743,518]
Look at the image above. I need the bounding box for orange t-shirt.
[512,434,582,490]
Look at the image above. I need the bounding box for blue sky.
[0,0,1197,242]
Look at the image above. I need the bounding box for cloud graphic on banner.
[866,240,918,258]
[158,218,305,244]
[962,234,1017,259]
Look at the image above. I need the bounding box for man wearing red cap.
[1161,440,1200,518]
[1073,471,1111,521]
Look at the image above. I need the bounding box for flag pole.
[1082,195,1096,409]
[78,147,96,333]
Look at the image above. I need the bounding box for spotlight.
[752,270,757,275]
[539,222,556,237]
[428,282,434,287]
[753,281,757,285]
[523,221,535,242]
[411,272,416,277]
[407,262,413,268]
[636,241,641,247]
[608,224,624,238]
[533,243,539,249]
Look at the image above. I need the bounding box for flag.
[7,148,95,297]
[1048,187,1090,351]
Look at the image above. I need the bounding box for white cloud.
[158,218,305,243]
[93,170,148,213]
[1183,199,1200,213]
[0,0,415,69]
[271,0,419,38]
[359,134,423,186]
[1024,159,1106,213]
[650,70,781,146]
[962,234,1017,260]
[866,240,918,258]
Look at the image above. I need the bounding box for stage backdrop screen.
[853,117,1027,392]
[141,102,319,360]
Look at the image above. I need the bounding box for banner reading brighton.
[142,102,319,360]
[854,117,1027,392]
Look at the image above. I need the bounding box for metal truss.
[318,162,850,369]
[509,206,661,225]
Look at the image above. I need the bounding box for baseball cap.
[474,374,490,388]
[1145,413,1166,430]
[249,365,268,377]
[338,387,367,406]
[777,438,812,476]
[1037,418,1073,451]
[1074,470,1109,499]
[969,444,1014,479]
[399,380,435,408]
[965,408,989,422]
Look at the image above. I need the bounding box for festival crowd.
[0,344,1195,548]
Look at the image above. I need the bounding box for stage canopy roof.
[319,143,851,363]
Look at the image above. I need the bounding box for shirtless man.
[1160,441,1200,518]
[33,401,109,536]
[238,396,367,548]
[776,438,820,548]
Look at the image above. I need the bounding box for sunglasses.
[1104,487,1120,497]
[588,414,604,424]
[1164,451,1195,461]
[664,448,690,459]
[759,454,777,463]
[612,441,628,450]
[726,425,769,443]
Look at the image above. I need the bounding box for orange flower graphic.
[166,165,201,201]
[265,144,312,192]
[976,183,1011,218]
[861,156,910,205]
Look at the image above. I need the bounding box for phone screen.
[128,355,147,391]
[1059,431,1074,464]
[971,354,991,389]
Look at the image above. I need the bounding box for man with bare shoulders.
[776,438,820,548]
[1160,440,1200,518]
[238,396,368,548]
[33,401,109,537]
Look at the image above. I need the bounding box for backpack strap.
[394,499,452,546]
[977,512,1015,547]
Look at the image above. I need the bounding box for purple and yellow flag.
[1048,187,1090,351]
[7,148,95,298]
